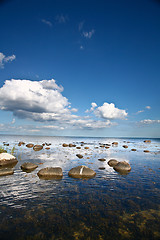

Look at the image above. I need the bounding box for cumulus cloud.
[94,102,128,120]
[146,106,151,110]
[85,102,97,113]
[41,19,52,27]
[0,79,127,131]
[0,52,16,68]
[139,119,160,124]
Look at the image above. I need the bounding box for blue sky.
[0,0,160,137]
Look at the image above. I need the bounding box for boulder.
[69,143,73,147]
[37,167,63,179]
[18,141,25,146]
[0,153,18,167]
[76,154,83,159]
[84,147,89,149]
[0,168,14,176]
[33,145,43,151]
[144,140,151,143]
[108,159,119,167]
[76,147,81,149]
[68,165,96,179]
[112,142,118,146]
[26,143,34,148]
[45,147,50,150]
[113,161,131,173]
[21,162,38,172]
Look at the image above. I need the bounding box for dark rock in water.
[21,162,38,172]
[144,140,151,143]
[45,147,50,150]
[84,147,89,149]
[99,167,105,170]
[76,154,83,159]
[112,142,118,146]
[113,161,131,173]
[108,159,119,167]
[105,146,110,149]
[0,168,14,176]
[76,147,81,149]
[3,143,9,146]
[18,141,25,146]
[62,143,68,147]
[131,149,137,151]
[26,143,34,148]
[98,158,106,162]
[68,165,96,179]
[123,145,128,148]
[144,150,150,153]
[0,153,18,167]
[37,167,63,179]
[33,145,43,151]
[69,143,73,147]
[46,143,51,146]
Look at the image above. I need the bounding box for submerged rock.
[33,145,43,151]
[113,161,131,173]
[0,168,14,176]
[108,159,119,167]
[68,165,96,179]
[76,154,83,159]
[144,150,150,153]
[0,153,18,167]
[131,149,137,151]
[21,162,38,172]
[37,167,63,179]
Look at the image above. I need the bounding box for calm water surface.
[0,135,160,240]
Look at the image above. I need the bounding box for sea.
[0,135,160,240]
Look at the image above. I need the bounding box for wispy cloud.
[136,106,151,114]
[41,19,52,27]
[82,29,95,39]
[0,52,16,68]
[146,106,151,110]
[139,119,160,125]
[55,14,68,24]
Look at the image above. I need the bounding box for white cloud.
[146,106,151,110]
[0,52,16,68]
[85,102,97,113]
[83,29,95,39]
[41,19,52,27]
[139,119,160,124]
[94,102,128,120]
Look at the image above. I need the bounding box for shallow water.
[0,135,160,240]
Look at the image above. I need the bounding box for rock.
[131,149,137,151]
[123,145,128,148]
[68,165,96,179]
[113,161,131,173]
[0,153,18,167]
[26,143,34,148]
[99,167,105,170]
[0,168,14,176]
[144,140,151,143]
[18,141,25,146]
[37,167,63,179]
[98,158,106,162]
[144,150,150,153]
[0,149,7,153]
[21,162,38,172]
[108,159,119,167]
[46,143,51,146]
[76,147,81,149]
[62,143,68,147]
[33,145,43,151]
[112,142,118,146]
[105,146,110,149]
[45,147,50,150]
[3,143,9,146]
[100,145,105,148]
[84,147,89,149]
[76,154,83,159]
[69,143,73,147]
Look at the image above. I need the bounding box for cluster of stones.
[0,152,96,179]
[108,159,131,174]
